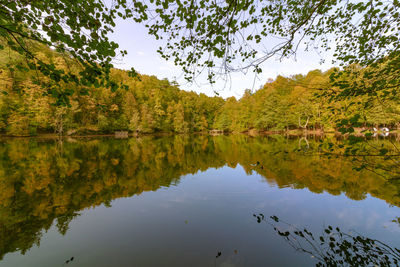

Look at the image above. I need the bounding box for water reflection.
[0,134,399,261]
[254,214,400,266]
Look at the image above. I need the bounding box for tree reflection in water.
[254,214,400,267]
[1,134,400,261]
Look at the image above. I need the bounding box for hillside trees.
[212,68,400,132]
[0,0,145,104]
[2,0,399,139]
[136,0,400,137]
[3,1,399,97]
[0,45,225,135]
[3,46,400,136]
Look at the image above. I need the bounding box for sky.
[110,19,335,99]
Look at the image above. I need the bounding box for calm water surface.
[1,135,400,266]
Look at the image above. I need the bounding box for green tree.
[0,0,142,104]
[138,0,400,92]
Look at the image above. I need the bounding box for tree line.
[214,69,400,133]
[0,43,224,136]
[1,44,400,136]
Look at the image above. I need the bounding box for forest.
[1,43,399,136]
[1,1,400,266]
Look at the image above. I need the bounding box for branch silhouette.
[253,214,400,267]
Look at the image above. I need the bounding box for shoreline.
[1,128,399,139]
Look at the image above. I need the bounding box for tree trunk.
[299,116,310,129]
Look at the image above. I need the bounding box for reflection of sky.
[109,19,335,99]
[3,165,400,267]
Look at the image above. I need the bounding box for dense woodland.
[0,43,225,136]
[1,44,400,136]
[2,1,400,266]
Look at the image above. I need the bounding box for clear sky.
[110,19,335,99]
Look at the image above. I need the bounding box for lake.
[1,134,400,266]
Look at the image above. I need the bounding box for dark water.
[1,135,400,266]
